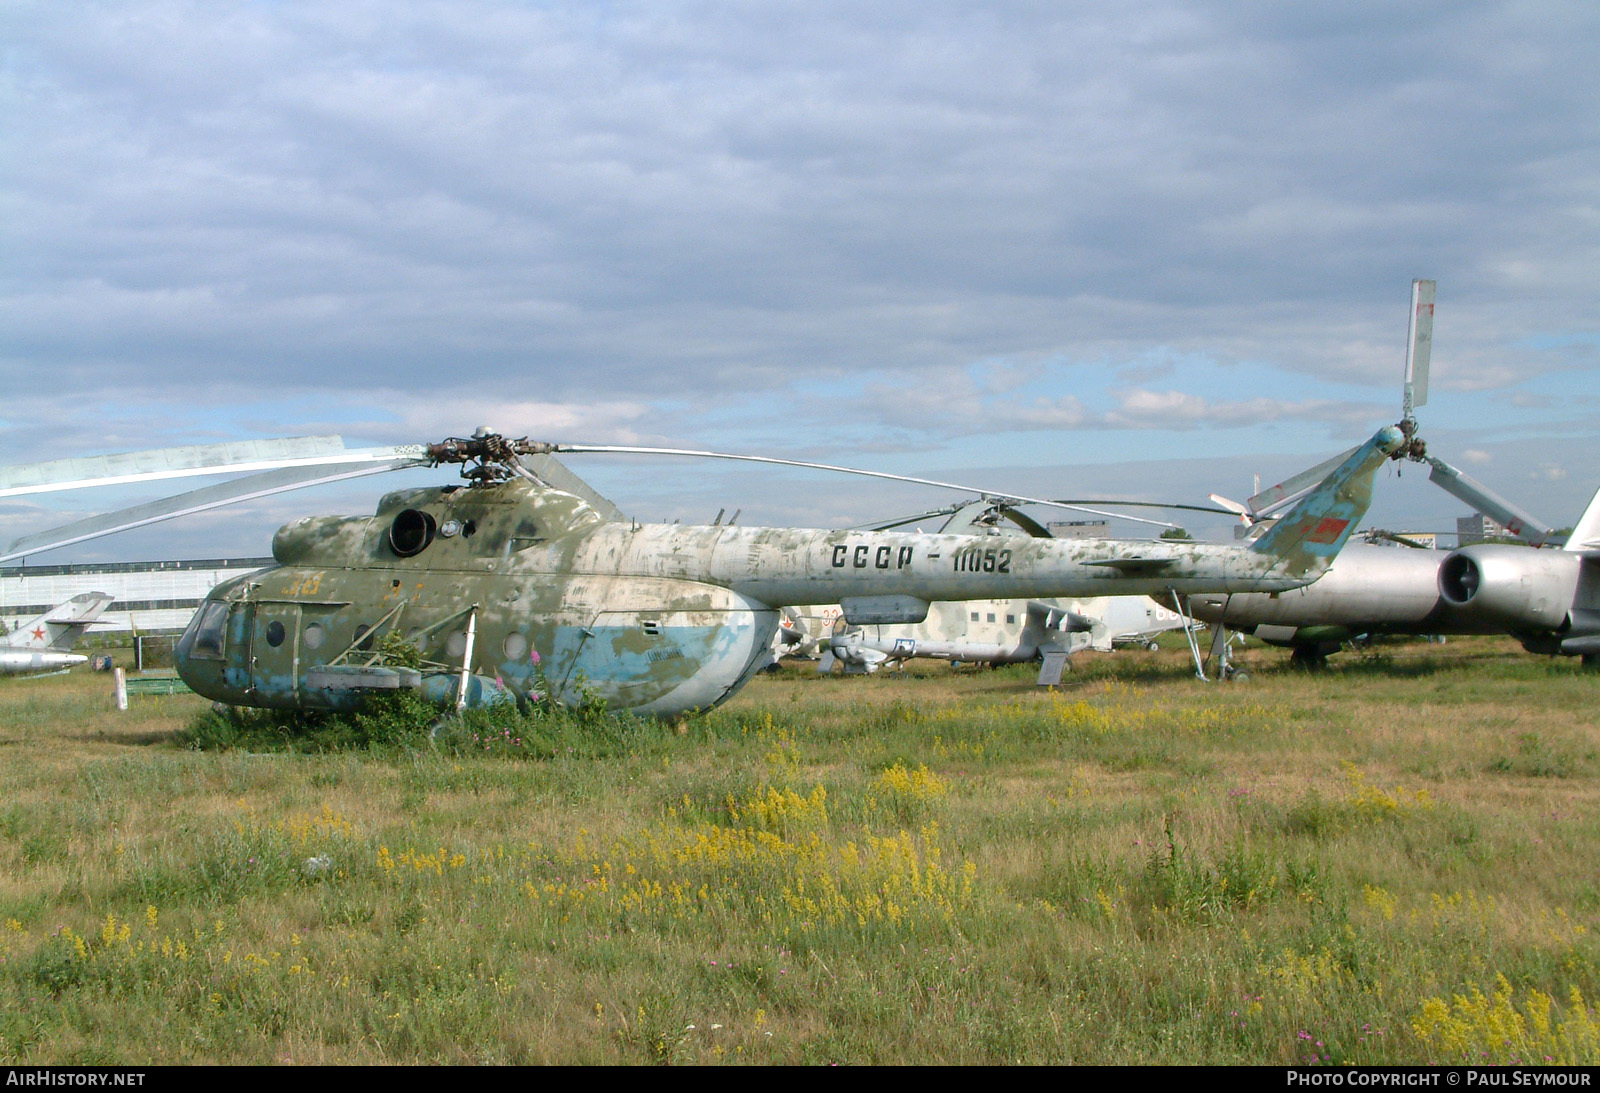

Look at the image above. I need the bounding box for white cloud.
[5,1,1600,549]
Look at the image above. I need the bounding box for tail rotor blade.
[1403,279,1436,420]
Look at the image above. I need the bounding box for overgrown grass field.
[2,636,1598,1064]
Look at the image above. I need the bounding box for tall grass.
[1,636,1597,1063]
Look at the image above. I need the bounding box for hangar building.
[0,558,271,635]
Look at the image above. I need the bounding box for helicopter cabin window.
[970,611,979,622]
[303,623,327,650]
[1006,614,1016,625]
[447,631,467,657]
[187,601,229,659]
[265,620,286,648]
[502,632,529,660]
[986,613,996,623]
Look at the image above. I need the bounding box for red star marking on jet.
[30,626,46,641]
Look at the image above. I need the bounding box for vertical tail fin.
[1249,426,1405,575]
[2,592,114,650]
[1564,482,1600,553]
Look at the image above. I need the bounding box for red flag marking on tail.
[1306,517,1350,544]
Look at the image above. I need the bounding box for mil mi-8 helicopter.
[167,423,1406,717]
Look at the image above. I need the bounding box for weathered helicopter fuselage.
[175,482,784,716]
[175,425,1403,716]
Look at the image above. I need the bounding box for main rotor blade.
[0,437,425,498]
[0,458,425,565]
[1402,278,1436,420]
[1426,456,1554,545]
[550,443,1179,528]
[853,495,1233,535]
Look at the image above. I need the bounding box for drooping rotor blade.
[1402,279,1436,421]
[548,443,1180,528]
[1050,498,1237,517]
[1362,529,1433,549]
[1426,456,1554,545]
[1244,446,1360,517]
[0,457,426,565]
[849,505,966,532]
[0,436,422,498]
[1209,493,1253,525]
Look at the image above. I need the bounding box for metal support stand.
[1169,590,1210,681]
[456,606,479,711]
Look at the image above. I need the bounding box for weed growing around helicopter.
[2,635,1599,1064]
[177,691,441,753]
[176,664,638,757]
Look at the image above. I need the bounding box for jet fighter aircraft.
[1182,482,1600,669]
[0,592,113,675]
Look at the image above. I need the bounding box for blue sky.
[3,1,1598,559]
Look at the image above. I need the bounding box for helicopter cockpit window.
[389,509,437,557]
[188,601,229,659]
